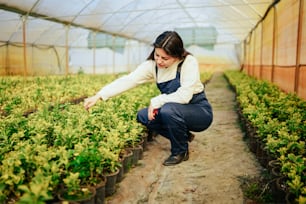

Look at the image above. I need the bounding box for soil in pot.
[57,186,96,204]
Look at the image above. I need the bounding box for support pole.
[5,42,9,75]
[127,41,130,72]
[93,31,96,74]
[241,39,246,71]
[139,42,141,68]
[294,0,303,93]
[271,6,277,82]
[22,15,28,76]
[247,35,252,74]
[65,25,70,75]
[252,30,256,77]
[260,23,263,79]
[112,35,116,74]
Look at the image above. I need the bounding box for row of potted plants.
[0,71,213,203]
[224,70,306,203]
[0,79,158,203]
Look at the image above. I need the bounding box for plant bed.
[225,70,306,201]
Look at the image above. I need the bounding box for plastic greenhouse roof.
[0,0,275,47]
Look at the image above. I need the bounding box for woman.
[84,31,213,166]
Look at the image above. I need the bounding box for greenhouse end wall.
[243,0,306,100]
[0,43,66,76]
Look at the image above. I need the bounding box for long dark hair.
[147,31,191,60]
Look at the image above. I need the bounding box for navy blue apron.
[137,59,213,155]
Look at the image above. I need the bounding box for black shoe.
[163,151,189,166]
[148,130,158,142]
[188,132,195,142]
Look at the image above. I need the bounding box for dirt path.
[106,72,262,204]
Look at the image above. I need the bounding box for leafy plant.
[68,146,104,186]
[17,173,53,204]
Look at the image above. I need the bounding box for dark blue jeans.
[137,95,213,155]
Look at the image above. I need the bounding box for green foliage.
[17,173,53,204]
[0,73,169,202]
[225,70,306,201]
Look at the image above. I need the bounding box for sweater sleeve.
[150,55,204,109]
[97,60,155,100]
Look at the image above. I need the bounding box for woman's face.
[154,48,179,69]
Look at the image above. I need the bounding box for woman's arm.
[97,60,155,100]
[84,60,155,109]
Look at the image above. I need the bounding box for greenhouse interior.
[0,0,305,203]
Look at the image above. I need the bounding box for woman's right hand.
[84,94,101,110]
[148,105,158,121]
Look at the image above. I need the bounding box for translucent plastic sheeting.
[243,0,306,100]
[0,0,274,46]
[0,0,274,75]
[0,10,90,47]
